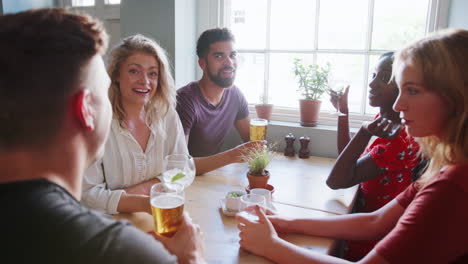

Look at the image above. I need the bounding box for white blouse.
[81,108,188,214]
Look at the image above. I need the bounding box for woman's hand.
[236,206,280,257]
[329,85,350,115]
[364,116,403,140]
[240,205,295,234]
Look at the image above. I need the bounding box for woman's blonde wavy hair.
[394,29,468,186]
[107,34,175,128]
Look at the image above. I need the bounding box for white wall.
[120,0,196,88]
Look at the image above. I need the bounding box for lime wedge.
[171,172,185,182]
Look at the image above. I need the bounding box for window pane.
[372,0,429,50]
[236,53,265,105]
[270,0,316,50]
[269,53,315,108]
[317,54,366,113]
[105,0,120,4]
[230,0,267,49]
[318,0,368,50]
[71,0,94,7]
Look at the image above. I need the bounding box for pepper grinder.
[284,133,295,157]
[298,136,310,159]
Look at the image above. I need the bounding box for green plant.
[243,146,274,175]
[293,58,331,101]
[258,94,270,105]
[227,192,244,198]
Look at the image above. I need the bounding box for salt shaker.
[284,133,295,157]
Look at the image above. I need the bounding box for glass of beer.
[150,182,185,237]
[250,118,268,141]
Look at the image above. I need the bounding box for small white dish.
[220,198,238,216]
[219,198,276,217]
[225,191,245,212]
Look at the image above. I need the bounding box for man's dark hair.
[380,51,395,61]
[0,8,108,151]
[196,27,235,58]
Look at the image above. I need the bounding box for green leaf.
[171,172,185,182]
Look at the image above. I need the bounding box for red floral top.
[359,125,420,212]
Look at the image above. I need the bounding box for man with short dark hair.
[177,27,252,158]
[0,8,205,264]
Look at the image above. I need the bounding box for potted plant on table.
[244,145,274,189]
[293,58,331,127]
[255,94,273,121]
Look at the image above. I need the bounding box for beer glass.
[150,182,185,237]
[161,154,195,188]
[249,118,268,141]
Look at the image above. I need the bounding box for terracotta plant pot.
[255,104,274,121]
[247,170,270,189]
[299,99,322,127]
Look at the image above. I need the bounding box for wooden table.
[116,155,358,263]
[196,155,358,215]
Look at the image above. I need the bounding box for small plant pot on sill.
[255,104,273,121]
[299,99,322,127]
[247,170,270,189]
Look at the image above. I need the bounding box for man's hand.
[364,116,403,140]
[156,213,206,264]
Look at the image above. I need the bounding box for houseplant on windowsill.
[244,145,274,189]
[255,94,273,121]
[293,58,331,127]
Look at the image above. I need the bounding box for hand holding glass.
[238,194,266,221]
[329,82,349,116]
[150,182,185,237]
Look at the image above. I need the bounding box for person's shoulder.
[177,81,198,96]
[82,217,177,263]
[229,85,244,95]
[440,163,468,190]
[160,107,179,124]
[226,85,247,102]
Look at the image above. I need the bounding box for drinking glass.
[150,182,185,237]
[329,82,348,116]
[250,188,272,206]
[161,154,195,188]
[249,118,268,141]
[238,194,266,221]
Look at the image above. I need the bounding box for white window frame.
[200,0,449,127]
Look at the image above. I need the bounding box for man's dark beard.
[208,67,235,88]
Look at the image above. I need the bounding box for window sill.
[267,120,359,134]
[249,105,371,130]
[224,118,359,159]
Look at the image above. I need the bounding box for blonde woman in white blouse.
[82,35,259,214]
